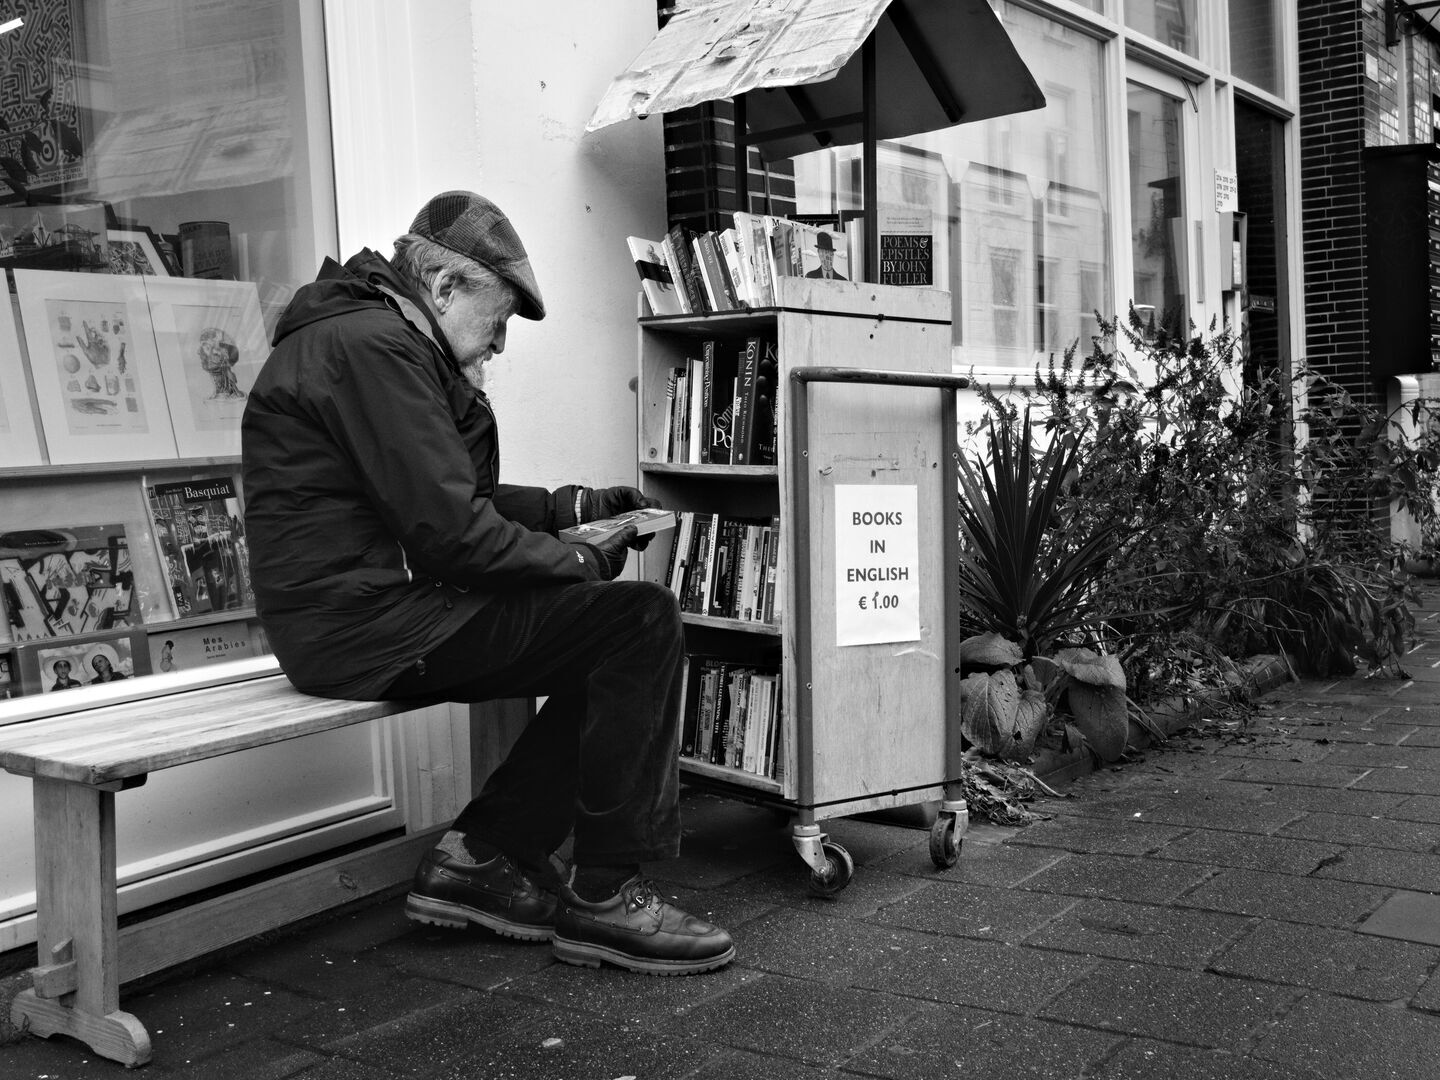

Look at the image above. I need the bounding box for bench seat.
[0,663,445,1067]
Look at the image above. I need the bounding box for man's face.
[819,248,834,271]
[434,278,517,379]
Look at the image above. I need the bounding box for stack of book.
[627,214,850,316]
[680,653,782,780]
[660,512,780,625]
[659,335,778,466]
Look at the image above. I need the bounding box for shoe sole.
[551,935,736,976]
[404,892,553,942]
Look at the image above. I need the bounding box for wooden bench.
[0,658,483,1067]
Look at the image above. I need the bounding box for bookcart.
[636,277,970,894]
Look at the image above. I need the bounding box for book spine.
[661,366,679,463]
[715,228,745,308]
[731,338,760,465]
[668,511,695,598]
[753,338,779,467]
[698,340,715,465]
[696,661,721,761]
[667,224,708,313]
[686,355,705,464]
[762,515,780,624]
[659,233,691,314]
[718,227,750,307]
[672,366,689,464]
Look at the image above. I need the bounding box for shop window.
[1227,0,1281,95]
[1126,83,1188,340]
[0,1,334,699]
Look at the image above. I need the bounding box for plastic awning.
[588,0,1046,161]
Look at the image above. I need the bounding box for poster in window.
[13,269,179,464]
[147,278,267,458]
[0,2,90,197]
[0,523,140,643]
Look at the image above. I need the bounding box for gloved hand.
[581,525,639,581]
[581,486,662,550]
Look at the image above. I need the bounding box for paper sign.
[834,484,920,647]
[1214,169,1238,214]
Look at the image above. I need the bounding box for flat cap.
[409,191,545,320]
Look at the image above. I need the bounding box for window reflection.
[1127,84,1187,338]
[1125,0,1199,57]
[786,4,1111,368]
[1228,0,1281,94]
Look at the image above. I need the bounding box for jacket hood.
[271,248,457,364]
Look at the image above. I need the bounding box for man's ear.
[431,271,456,311]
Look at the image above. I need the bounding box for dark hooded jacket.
[241,249,600,699]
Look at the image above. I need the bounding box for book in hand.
[146,476,252,619]
[559,506,678,546]
[0,523,141,641]
[626,236,685,317]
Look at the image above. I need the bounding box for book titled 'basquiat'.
[145,475,252,619]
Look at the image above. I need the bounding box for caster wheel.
[808,841,854,896]
[929,812,962,868]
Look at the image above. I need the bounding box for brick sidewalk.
[3,584,1438,1078]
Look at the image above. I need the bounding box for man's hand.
[581,525,639,581]
[582,486,659,521]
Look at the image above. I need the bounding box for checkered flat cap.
[409,191,545,320]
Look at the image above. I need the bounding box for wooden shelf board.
[680,757,783,794]
[679,613,782,636]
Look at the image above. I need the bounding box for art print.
[106,228,171,277]
[33,633,141,694]
[147,278,267,457]
[13,270,178,464]
[0,523,139,642]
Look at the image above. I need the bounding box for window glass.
[787,3,1112,369]
[1124,0,1198,57]
[1228,0,1281,94]
[1126,82,1188,338]
[0,1,333,699]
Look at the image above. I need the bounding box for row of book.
[662,335,778,466]
[680,653,782,780]
[0,474,252,648]
[663,511,781,626]
[627,213,849,318]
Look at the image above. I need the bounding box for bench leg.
[10,777,151,1067]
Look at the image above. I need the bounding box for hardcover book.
[145,475,252,619]
[0,523,140,642]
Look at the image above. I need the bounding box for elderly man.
[241,191,733,975]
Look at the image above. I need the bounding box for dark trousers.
[381,579,683,865]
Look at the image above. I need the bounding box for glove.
[581,525,638,581]
[582,486,660,521]
[581,486,662,551]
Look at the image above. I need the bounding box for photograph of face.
[36,637,134,694]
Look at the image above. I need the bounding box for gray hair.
[392,233,517,313]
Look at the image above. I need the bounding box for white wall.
[326,0,668,492]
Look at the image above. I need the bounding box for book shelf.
[636,276,970,893]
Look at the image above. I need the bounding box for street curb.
[1034,653,1294,787]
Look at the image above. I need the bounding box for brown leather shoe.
[405,848,556,941]
[552,875,735,975]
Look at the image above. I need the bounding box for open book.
[560,506,678,546]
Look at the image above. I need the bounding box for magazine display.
[146,475,252,618]
[0,523,140,641]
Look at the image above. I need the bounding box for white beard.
[459,359,487,392]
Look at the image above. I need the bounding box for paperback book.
[145,475,252,618]
[559,506,678,547]
[0,524,140,642]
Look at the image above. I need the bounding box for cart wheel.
[807,841,854,896]
[929,812,962,868]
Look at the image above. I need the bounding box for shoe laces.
[625,878,665,912]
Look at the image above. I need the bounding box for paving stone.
[1324,743,1440,770]
[497,956,761,1021]
[871,880,1077,942]
[1037,961,1296,1050]
[1312,847,1440,891]
[325,992,713,1078]
[1360,890,1440,947]
[1373,704,1440,726]
[843,1001,1119,1080]
[870,832,1066,887]
[1022,897,1252,969]
[363,924,558,990]
[856,934,1096,1014]
[1020,853,1213,905]
[1251,992,1440,1079]
[1211,919,1439,1000]
[149,1040,329,1079]
[712,907,930,984]
[681,1048,843,1079]
[1277,810,1440,852]
[1115,784,1304,835]
[114,970,323,1071]
[1178,868,1389,927]
[1397,726,1440,746]
[1349,767,1440,796]
[1279,719,1419,745]
[1152,830,1347,876]
[1227,782,1408,819]
[818,814,935,866]
[1090,1039,1327,1079]
[1416,967,1440,1013]
[269,973,477,1050]
[1392,792,1440,822]
[1002,815,1190,856]
[1218,759,1372,788]
[1212,738,1339,763]
[654,972,920,1068]
[688,858,930,921]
